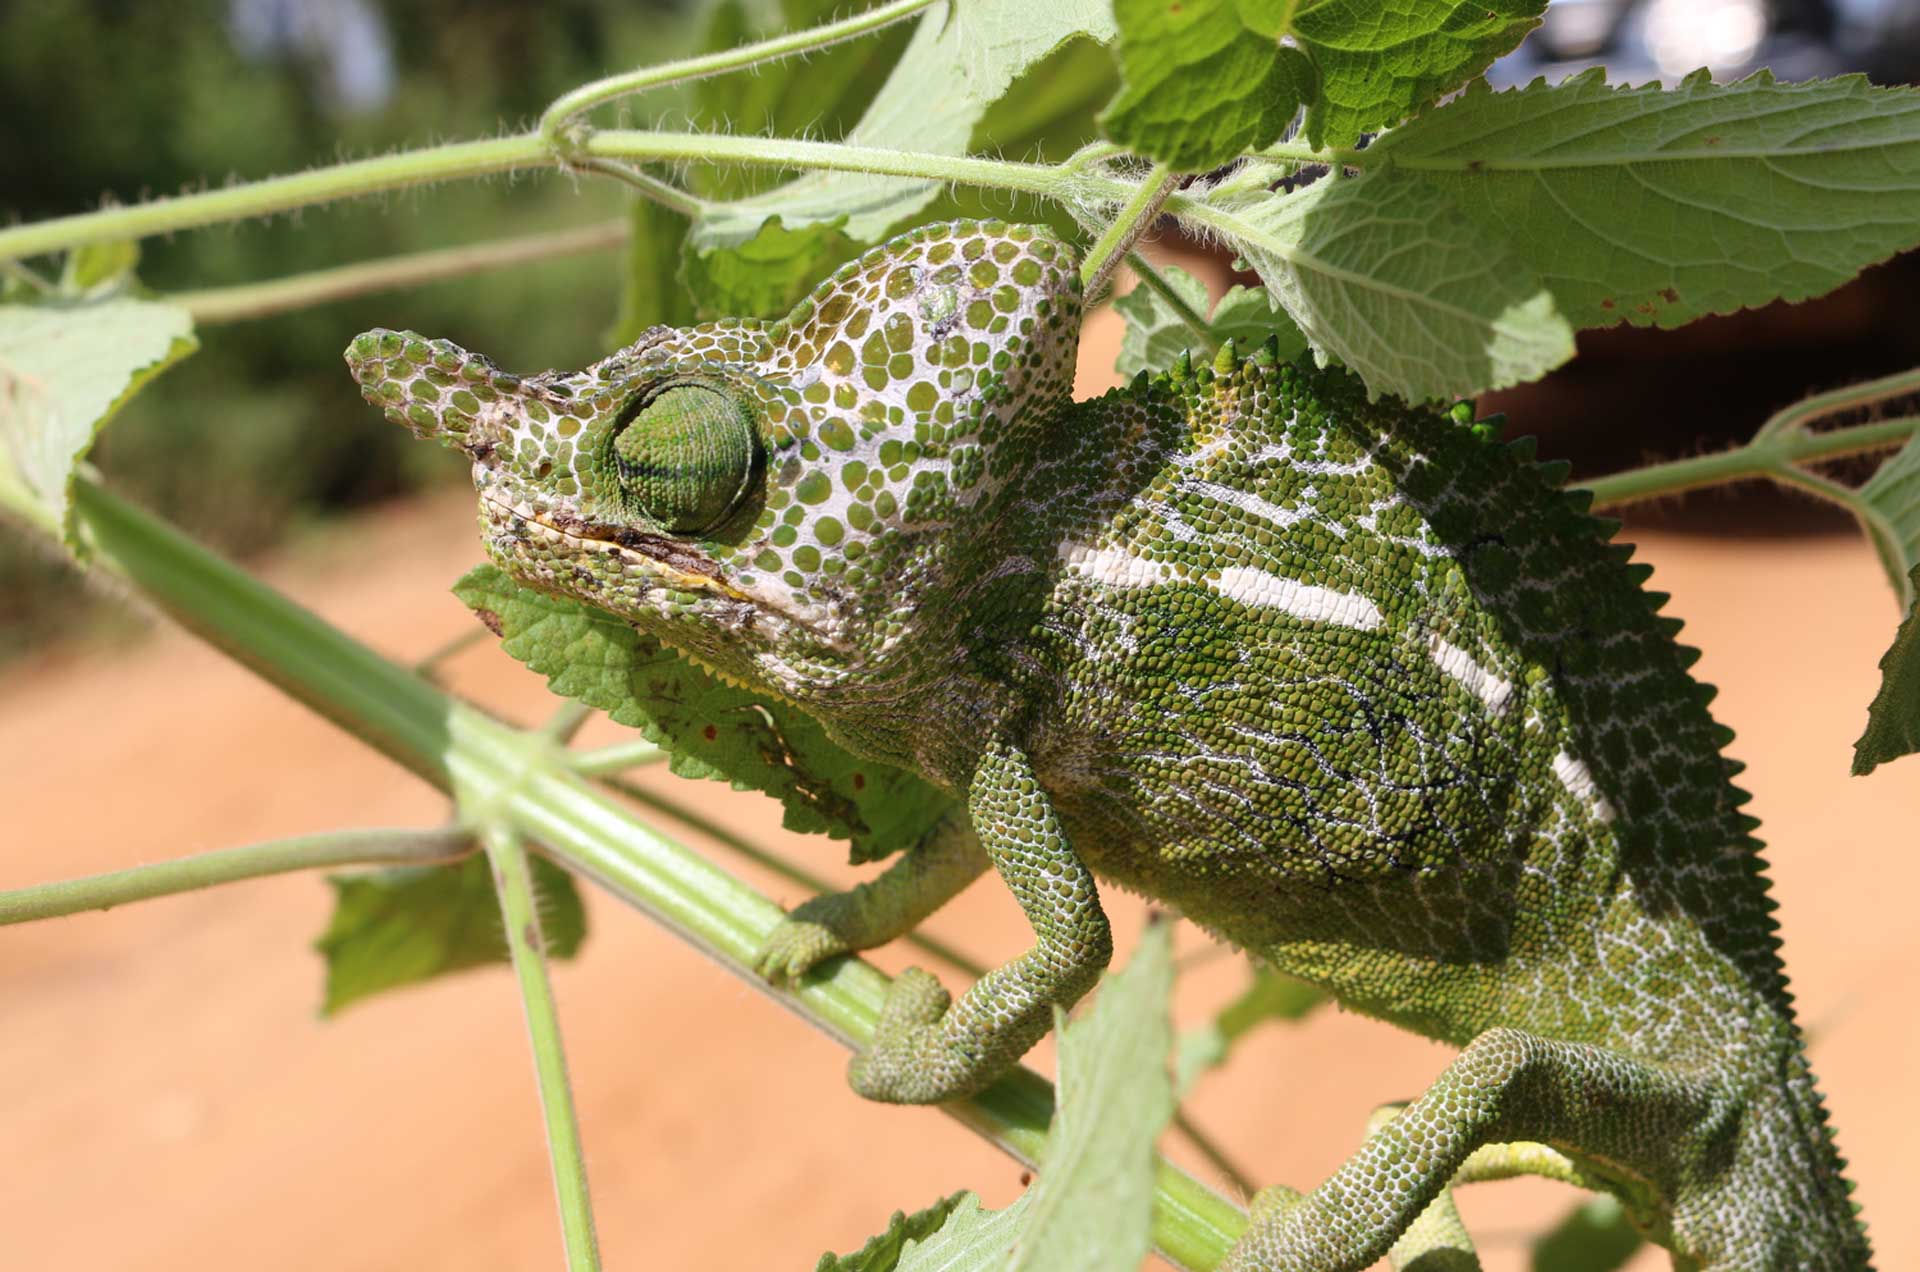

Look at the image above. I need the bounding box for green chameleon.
[346,220,1868,1270]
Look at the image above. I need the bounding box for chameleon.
[345,219,1869,1270]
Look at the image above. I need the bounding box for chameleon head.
[345,220,1083,706]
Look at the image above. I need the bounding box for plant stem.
[570,738,668,775]
[1173,1109,1258,1198]
[56,478,1247,1270]
[1581,415,1920,510]
[1080,164,1182,296]
[173,220,630,325]
[484,825,603,1272]
[0,827,472,926]
[1126,251,1220,353]
[541,0,938,147]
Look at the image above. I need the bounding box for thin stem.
[1755,365,1920,440]
[602,774,987,980]
[0,827,472,926]
[174,220,630,325]
[540,0,937,148]
[1581,415,1920,510]
[1126,251,1220,353]
[542,700,598,743]
[1080,164,1182,296]
[1172,1108,1258,1198]
[483,825,603,1272]
[567,160,711,216]
[570,738,667,776]
[415,625,490,680]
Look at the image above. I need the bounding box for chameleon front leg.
[1223,1028,1714,1272]
[849,738,1114,1104]
[753,810,987,979]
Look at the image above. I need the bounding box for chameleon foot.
[752,899,860,982]
[848,967,974,1103]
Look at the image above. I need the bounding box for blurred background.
[4,3,1920,1270]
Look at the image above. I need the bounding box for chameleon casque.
[346,220,1868,1270]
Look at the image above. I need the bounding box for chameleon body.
[347,220,1868,1269]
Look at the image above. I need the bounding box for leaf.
[1101,0,1313,171]
[1112,263,1306,378]
[1854,567,1920,775]
[1530,1195,1645,1271]
[1007,921,1175,1272]
[453,564,952,862]
[1174,962,1326,1095]
[681,215,860,320]
[608,197,699,348]
[316,852,586,1016]
[0,297,196,552]
[1370,70,1920,332]
[814,1193,971,1272]
[867,926,1176,1271]
[688,0,1116,254]
[1291,0,1545,149]
[1201,165,1573,400]
[59,240,141,295]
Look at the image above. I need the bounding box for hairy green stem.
[174,220,630,325]
[1582,416,1920,510]
[54,478,1247,1271]
[570,738,667,775]
[539,0,937,148]
[1080,164,1182,296]
[484,825,603,1272]
[0,827,472,926]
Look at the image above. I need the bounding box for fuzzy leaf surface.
[0,297,196,552]
[453,564,951,862]
[1102,0,1313,170]
[1113,263,1306,377]
[682,215,860,320]
[1371,70,1920,331]
[689,0,1115,252]
[316,853,585,1015]
[814,1193,971,1272]
[1200,166,1573,400]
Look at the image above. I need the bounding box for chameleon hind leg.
[1221,1027,1717,1272]
[753,810,987,980]
[849,738,1115,1104]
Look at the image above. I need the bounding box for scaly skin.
[347,220,1870,1270]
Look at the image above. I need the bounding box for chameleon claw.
[751,914,854,983]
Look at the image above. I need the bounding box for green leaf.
[453,564,951,862]
[1370,70,1920,332]
[1530,1195,1645,1271]
[1112,263,1306,378]
[681,215,860,321]
[814,1193,971,1272]
[316,852,586,1016]
[1291,0,1545,149]
[1200,165,1573,400]
[608,197,699,348]
[1854,566,1920,775]
[59,240,141,296]
[1174,962,1326,1094]
[866,926,1177,1270]
[1101,0,1313,171]
[689,0,1115,254]
[0,297,196,552]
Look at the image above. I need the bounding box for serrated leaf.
[689,0,1115,254]
[0,298,196,552]
[815,1192,971,1272]
[1371,70,1920,331]
[453,564,951,862]
[1292,0,1545,148]
[1854,566,1920,775]
[1530,1195,1645,1271]
[1112,263,1306,378]
[1101,0,1313,171]
[895,1192,1034,1272]
[1202,165,1573,400]
[681,215,860,320]
[316,852,585,1016]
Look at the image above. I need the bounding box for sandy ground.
[3,298,1917,1271]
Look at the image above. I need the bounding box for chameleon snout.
[344,327,520,451]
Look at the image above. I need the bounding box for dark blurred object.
[1491,0,1920,87]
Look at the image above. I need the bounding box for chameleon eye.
[611,384,761,534]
